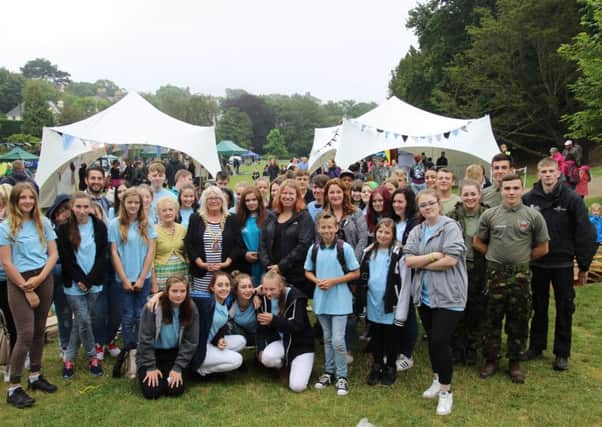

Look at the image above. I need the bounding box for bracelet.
[428,253,436,263]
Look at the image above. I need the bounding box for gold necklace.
[205,221,223,252]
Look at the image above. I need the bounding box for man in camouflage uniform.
[474,174,550,383]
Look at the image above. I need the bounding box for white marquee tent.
[36,92,220,207]
[308,97,499,176]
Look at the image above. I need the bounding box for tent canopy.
[309,97,499,173]
[0,147,39,161]
[36,92,220,207]
[216,140,247,156]
[241,150,260,158]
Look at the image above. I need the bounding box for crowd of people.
[0,147,599,417]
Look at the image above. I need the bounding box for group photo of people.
[0,145,598,418]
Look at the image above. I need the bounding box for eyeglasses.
[206,197,222,202]
[418,200,439,209]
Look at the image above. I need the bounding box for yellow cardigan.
[154,223,187,265]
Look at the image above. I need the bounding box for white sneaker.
[422,378,441,399]
[436,391,453,415]
[396,354,414,372]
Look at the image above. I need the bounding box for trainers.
[553,356,569,371]
[335,377,349,396]
[6,387,35,409]
[314,373,333,390]
[523,349,542,361]
[28,375,57,393]
[396,354,414,372]
[106,341,121,358]
[95,344,104,361]
[89,358,104,376]
[366,363,383,386]
[63,361,75,379]
[380,366,396,386]
[436,391,453,416]
[422,377,441,399]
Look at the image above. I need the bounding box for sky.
[1,0,419,103]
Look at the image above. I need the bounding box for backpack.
[309,239,350,275]
[568,164,580,185]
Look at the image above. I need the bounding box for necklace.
[205,221,223,252]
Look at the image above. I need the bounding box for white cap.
[564,140,573,146]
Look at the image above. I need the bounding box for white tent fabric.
[307,96,499,173]
[308,126,340,173]
[36,92,220,207]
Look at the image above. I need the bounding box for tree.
[559,0,602,143]
[66,81,97,97]
[22,80,55,137]
[21,58,71,86]
[6,133,40,144]
[222,93,275,154]
[0,68,25,113]
[264,128,289,159]
[57,95,111,125]
[186,94,220,126]
[216,108,254,148]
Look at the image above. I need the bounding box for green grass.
[3,285,602,426]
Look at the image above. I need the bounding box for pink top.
[575,166,589,197]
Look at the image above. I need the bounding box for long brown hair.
[160,275,194,327]
[8,182,46,246]
[208,271,232,297]
[66,191,94,249]
[323,178,356,217]
[237,186,267,228]
[118,187,150,244]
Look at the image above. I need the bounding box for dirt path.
[588,175,602,198]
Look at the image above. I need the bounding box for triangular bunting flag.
[443,132,450,139]
[402,135,408,142]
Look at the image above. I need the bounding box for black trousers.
[529,266,575,358]
[138,349,186,399]
[418,306,463,385]
[0,280,17,351]
[369,323,399,367]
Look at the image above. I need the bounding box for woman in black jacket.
[184,186,244,295]
[259,179,314,297]
[56,192,108,378]
[256,271,314,392]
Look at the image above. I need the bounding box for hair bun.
[231,270,241,278]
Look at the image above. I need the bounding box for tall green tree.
[21,58,71,86]
[0,68,25,113]
[222,93,275,154]
[22,80,56,136]
[264,128,289,159]
[559,0,602,143]
[216,108,253,148]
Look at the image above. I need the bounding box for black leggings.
[370,323,399,368]
[138,349,186,399]
[418,306,463,385]
[0,281,17,351]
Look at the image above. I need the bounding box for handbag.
[0,309,11,366]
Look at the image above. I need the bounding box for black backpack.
[309,239,350,275]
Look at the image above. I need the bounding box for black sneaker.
[523,349,543,361]
[335,377,349,396]
[89,358,104,376]
[6,387,34,409]
[28,375,58,393]
[367,363,383,386]
[381,366,397,386]
[314,373,333,390]
[63,361,75,379]
[553,356,569,371]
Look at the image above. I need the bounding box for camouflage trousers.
[482,262,532,361]
[452,261,487,353]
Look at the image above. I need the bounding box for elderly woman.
[184,186,243,295]
[403,189,467,416]
[152,197,188,293]
[259,179,314,297]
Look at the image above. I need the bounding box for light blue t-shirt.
[179,207,194,230]
[307,201,323,222]
[108,218,157,282]
[304,241,359,315]
[208,302,229,343]
[234,302,257,333]
[396,220,407,242]
[108,207,116,221]
[155,307,180,349]
[0,217,56,272]
[65,219,103,296]
[367,248,394,325]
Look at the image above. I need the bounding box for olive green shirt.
[481,185,502,208]
[477,203,550,265]
[463,214,480,262]
[441,194,462,216]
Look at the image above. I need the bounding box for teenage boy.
[474,174,549,383]
[305,212,360,396]
[295,169,314,204]
[148,162,176,223]
[481,153,513,208]
[171,169,193,197]
[436,168,461,215]
[307,174,329,222]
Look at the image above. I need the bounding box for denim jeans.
[53,264,72,351]
[65,291,101,361]
[119,278,151,348]
[317,314,348,379]
[92,258,122,346]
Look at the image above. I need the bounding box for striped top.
[192,222,223,293]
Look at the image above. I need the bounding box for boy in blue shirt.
[590,203,602,244]
[305,212,360,396]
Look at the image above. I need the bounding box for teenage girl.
[109,187,157,350]
[137,184,155,224]
[0,182,59,408]
[237,186,267,286]
[108,181,131,221]
[229,271,258,345]
[177,184,198,229]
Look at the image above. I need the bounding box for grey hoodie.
[402,216,468,309]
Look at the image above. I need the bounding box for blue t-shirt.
[304,241,359,315]
[65,219,103,296]
[155,307,180,349]
[234,302,257,333]
[208,301,228,343]
[242,215,264,286]
[108,207,116,221]
[108,218,157,282]
[307,202,323,222]
[367,248,394,325]
[0,217,56,272]
[179,207,194,230]
[396,220,407,242]
[590,215,602,243]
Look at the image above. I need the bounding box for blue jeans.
[317,314,348,379]
[53,264,72,351]
[119,278,151,348]
[92,259,122,346]
[65,291,100,361]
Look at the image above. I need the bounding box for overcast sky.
[1,0,419,103]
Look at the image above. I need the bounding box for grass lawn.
[3,284,602,426]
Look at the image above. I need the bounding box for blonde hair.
[118,187,151,244]
[7,182,46,246]
[156,196,180,211]
[148,161,166,174]
[590,203,601,213]
[198,186,228,228]
[0,183,13,214]
[465,164,484,182]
